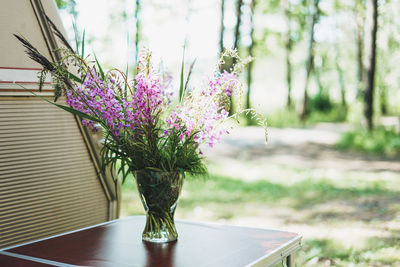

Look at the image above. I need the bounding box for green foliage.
[307,106,347,124]
[261,106,346,128]
[260,108,300,128]
[94,54,105,80]
[297,237,400,266]
[309,93,332,113]
[336,127,400,157]
[101,125,208,186]
[301,239,357,263]
[80,29,85,59]
[55,0,75,10]
[179,45,185,102]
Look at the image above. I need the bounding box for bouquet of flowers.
[15,19,266,242]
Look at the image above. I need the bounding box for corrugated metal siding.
[0,98,109,249]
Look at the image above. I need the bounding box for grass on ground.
[252,107,347,128]
[336,126,400,158]
[121,166,400,267]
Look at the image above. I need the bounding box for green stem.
[143,212,177,241]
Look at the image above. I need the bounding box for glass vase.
[135,170,184,243]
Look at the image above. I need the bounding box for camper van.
[0,0,119,250]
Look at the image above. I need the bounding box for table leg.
[286,254,294,267]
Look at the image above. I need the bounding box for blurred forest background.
[56,0,400,266]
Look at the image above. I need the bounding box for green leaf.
[38,69,47,92]
[179,44,185,102]
[67,71,83,83]
[81,29,85,58]
[124,62,129,96]
[179,168,186,179]
[184,58,196,93]
[94,53,105,80]
[17,83,102,123]
[72,20,79,53]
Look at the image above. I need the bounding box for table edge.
[1,215,303,267]
[177,217,302,236]
[0,218,120,252]
[0,250,80,267]
[246,234,302,267]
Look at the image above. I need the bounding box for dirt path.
[205,123,400,173]
[198,124,400,265]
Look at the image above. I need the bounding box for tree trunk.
[334,0,346,109]
[364,0,378,130]
[355,0,365,98]
[314,57,324,96]
[233,0,243,50]
[283,0,293,109]
[227,0,244,115]
[300,0,319,120]
[219,0,225,56]
[134,0,141,66]
[335,43,347,108]
[380,85,388,115]
[246,0,256,110]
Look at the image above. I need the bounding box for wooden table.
[0,216,302,267]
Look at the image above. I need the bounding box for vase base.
[141,217,179,243]
[142,235,177,243]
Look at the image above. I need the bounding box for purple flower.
[164,70,239,147]
[64,50,243,151]
[66,67,134,137]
